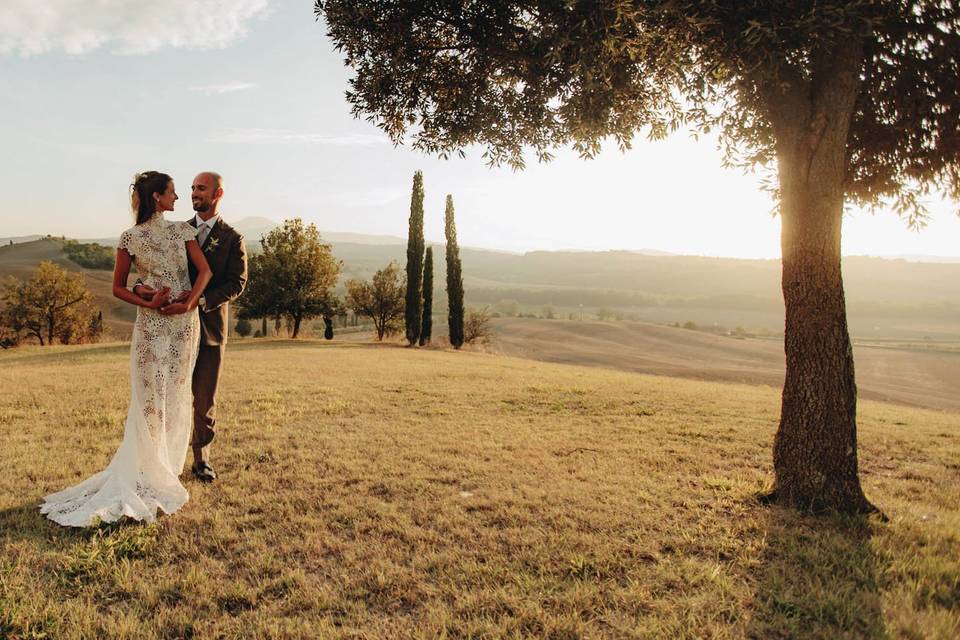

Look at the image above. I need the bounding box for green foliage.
[237,219,342,339]
[405,171,425,345]
[444,195,464,348]
[316,0,959,223]
[62,240,115,270]
[235,317,253,338]
[346,261,406,341]
[0,261,98,346]
[419,245,433,345]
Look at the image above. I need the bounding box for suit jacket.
[189,216,248,346]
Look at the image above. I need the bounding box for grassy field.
[1,340,958,639]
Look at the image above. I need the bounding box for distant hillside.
[4,228,960,340]
[0,234,44,245]
[0,238,135,337]
[486,317,960,412]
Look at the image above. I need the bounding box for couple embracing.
[40,171,248,527]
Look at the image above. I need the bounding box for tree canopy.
[240,219,342,338]
[317,0,958,223]
[1,261,97,346]
[346,262,406,341]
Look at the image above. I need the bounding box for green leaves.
[238,219,342,331]
[316,0,958,223]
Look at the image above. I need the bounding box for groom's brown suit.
[188,216,247,461]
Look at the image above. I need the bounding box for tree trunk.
[47,312,54,346]
[261,316,268,336]
[765,41,874,514]
[292,314,302,339]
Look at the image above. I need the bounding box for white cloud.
[210,129,390,146]
[0,0,271,56]
[189,81,257,95]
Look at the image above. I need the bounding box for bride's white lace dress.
[41,214,200,527]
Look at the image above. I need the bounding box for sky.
[1,1,958,259]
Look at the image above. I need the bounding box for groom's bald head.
[191,171,224,215]
[196,171,223,190]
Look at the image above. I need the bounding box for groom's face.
[191,174,222,213]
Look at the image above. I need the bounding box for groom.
[136,171,248,483]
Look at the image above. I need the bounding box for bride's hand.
[146,287,172,309]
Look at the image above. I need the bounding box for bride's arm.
[157,240,212,316]
[112,248,170,309]
[181,239,212,310]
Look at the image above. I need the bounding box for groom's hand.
[158,301,189,315]
[170,290,190,304]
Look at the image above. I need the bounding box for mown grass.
[1,339,958,639]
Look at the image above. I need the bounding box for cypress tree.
[405,171,425,346]
[444,195,464,349]
[419,246,433,345]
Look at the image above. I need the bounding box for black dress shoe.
[191,461,217,483]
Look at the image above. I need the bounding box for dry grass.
[1,339,958,639]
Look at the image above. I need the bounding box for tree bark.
[292,314,302,339]
[764,41,874,513]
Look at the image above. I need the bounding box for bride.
[41,171,212,527]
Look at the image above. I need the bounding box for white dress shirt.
[194,213,220,246]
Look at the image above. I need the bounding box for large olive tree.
[314,0,959,513]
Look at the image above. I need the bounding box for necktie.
[197,223,209,247]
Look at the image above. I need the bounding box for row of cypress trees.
[404,171,465,349]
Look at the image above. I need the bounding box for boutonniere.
[204,237,220,253]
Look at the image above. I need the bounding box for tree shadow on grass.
[746,507,888,639]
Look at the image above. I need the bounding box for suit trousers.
[191,342,224,461]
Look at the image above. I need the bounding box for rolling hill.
[485,317,960,412]
[5,221,960,340]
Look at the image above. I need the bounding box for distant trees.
[463,306,492,345]
[444,195,465,349]
[419,246,434,345]
[0,261,100,346]
[346,262,406,341]
[493,299,520,318]
[237,219,341,338]
[596,308,615,321]
[234,317,253,338]
[237,254,283,335]
[62,241,114,270]
[405,171,425,346]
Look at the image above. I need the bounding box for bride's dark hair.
[130,171,172,224]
